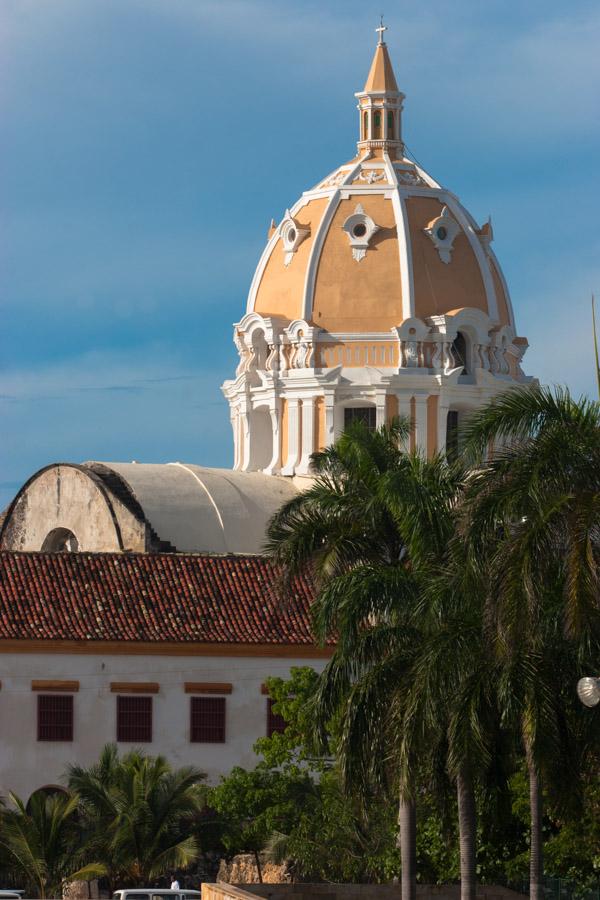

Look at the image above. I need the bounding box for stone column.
[230,409,240,470]
[395,394,412,452]
[324,393,336,448]
[413,393,429,456]
[239,403,252,472]
[437,400,450,456]
[264,402,281,475]
[297,397,316,475]
[281,398,301,476]
[375,392,387,429]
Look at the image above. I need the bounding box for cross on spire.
[375,15,387,45]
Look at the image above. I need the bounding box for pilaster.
[413,392,429,455]
[297,397,316,475]
[281,398,301,476]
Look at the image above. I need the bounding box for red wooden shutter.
[266,697,286,737]
[37,694,73,741]
[117,695,152,742]
[190,697,226,743]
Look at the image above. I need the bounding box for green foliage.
[254,667,331,771]
[0,789,106,899]
[208,667,401,883]
[66,743,205,887]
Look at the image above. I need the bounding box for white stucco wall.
[0,651,328,801]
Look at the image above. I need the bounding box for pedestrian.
[171,876,180,890]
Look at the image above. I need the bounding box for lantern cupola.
[355,19,405,158]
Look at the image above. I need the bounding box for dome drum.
[222,308,530,476]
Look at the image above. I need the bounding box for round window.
[436,226,448,241]
[353,223,367,238]
[287,228,296,243]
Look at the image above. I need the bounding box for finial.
[375,14,387,45]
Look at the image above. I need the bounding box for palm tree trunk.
[527,759,543,900]
[398,796,416,900]
[253,849,263,883]
[456,766,477,900]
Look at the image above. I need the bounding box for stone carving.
[319,169,347,188]
[279,209,309,266]
[342,203,380,262]
[357,168,386,184]
[424,206,461,264]
[396,168,427,186]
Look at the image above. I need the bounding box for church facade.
[0,30,533,800]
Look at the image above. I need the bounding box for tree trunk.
[456,766,477,900]
[398,796,416,900]
[528,759,543,900]
[254,849,263,883]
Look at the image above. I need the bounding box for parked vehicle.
[112,890,201,900]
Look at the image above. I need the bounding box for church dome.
[223,27,532,478]
[249,40,513,334]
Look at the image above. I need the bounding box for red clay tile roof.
[0,552,320,646]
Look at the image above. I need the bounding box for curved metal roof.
[87,462,299,554]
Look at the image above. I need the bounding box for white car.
[112,890,202,900]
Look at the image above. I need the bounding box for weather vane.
[375,14,387,45]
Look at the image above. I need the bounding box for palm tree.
[267,420,420,898]
[0,789,105,899]
[67,744,205,887]
[267,423,491,900]
[461,385,600,900]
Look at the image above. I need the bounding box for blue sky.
[2,0,599,509]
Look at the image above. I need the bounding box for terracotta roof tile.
[0,552,320,646]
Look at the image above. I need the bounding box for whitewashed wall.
[0,651,327,800]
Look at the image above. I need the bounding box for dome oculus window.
[278,209,310,266]
[342,204,380,262]
[424,206,460,264]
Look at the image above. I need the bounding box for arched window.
[344,406,376,431]
[451,331,470,375]
[41,528,79,552]
[373,111,382,139]
[363,111,369,140]
[26,785,70,814]
[387,111,394,139]
[250,329,268,371]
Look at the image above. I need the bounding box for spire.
[355,19,405,158]
[364,18,399,92]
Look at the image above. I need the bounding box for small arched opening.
[451,331,470,375]
[387,111,395,139]
[373,111,382,139]
[41,528,79,552]
[26,785,70,814]
[363,111,369,140]
[250,329,269,372]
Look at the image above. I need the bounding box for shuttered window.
[117,695,152,742]
[266,697,286,737]
[37,694,73,741]
[344,406,376,431]
[190,697,226,743]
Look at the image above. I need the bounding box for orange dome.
[248,39,513,334]
[249,158,513,334]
